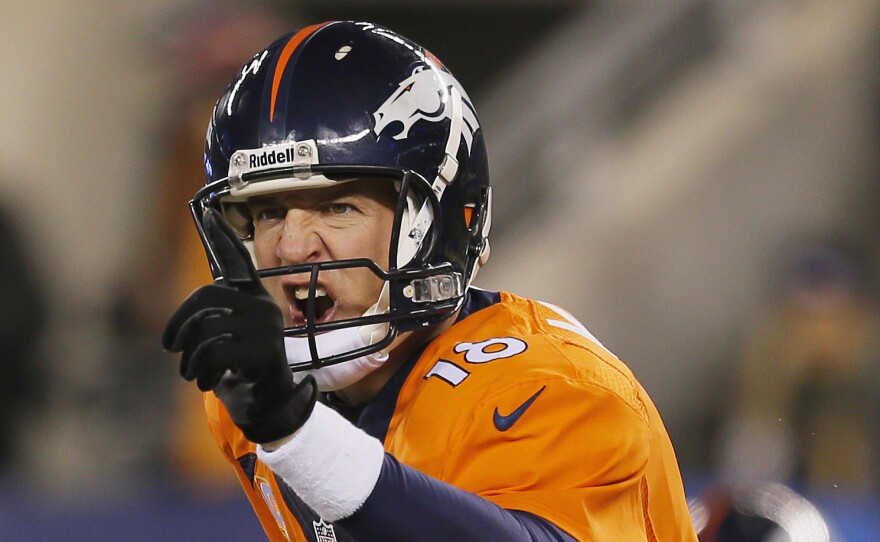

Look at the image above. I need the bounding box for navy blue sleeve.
[335,454,577,541]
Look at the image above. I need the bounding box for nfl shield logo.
[313,519,337,542]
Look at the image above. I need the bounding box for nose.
[275,209,325,265]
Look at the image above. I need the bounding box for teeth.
[294,286,327,299]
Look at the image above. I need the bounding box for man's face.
[246,179,397,327]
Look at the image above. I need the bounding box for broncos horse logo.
[372,65,479,153]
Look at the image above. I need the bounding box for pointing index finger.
[203,208,264,295]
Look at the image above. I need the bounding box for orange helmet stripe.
[270,22,331,123]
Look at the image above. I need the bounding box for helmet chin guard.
[286,328,389,391]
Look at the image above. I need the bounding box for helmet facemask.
[190,158,464,387]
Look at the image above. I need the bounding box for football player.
[163,21,698,541]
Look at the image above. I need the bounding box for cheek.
[339,268,386,312]
[262,276,284,299]
[370,215,395,266]
[373,235,391,267]
[251,235,277,268]
[261,277,289,322]
[330,219,393,266]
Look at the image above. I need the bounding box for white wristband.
[257,401,385,522]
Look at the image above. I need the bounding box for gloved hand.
[162,208,316,443]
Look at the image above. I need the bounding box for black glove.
[162,208,316,443]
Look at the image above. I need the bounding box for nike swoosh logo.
[493,386,546,432]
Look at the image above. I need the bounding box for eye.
[326,202,356,215]
[252,205,287,223]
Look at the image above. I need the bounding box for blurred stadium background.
[1,0,878,540]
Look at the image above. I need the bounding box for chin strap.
[286,326,389,391]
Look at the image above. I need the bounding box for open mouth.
[286,284,336,325]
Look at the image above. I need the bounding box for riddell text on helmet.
[250,147,296,168]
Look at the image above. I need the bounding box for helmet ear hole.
[464,187,491,234]
[464,204,475,228]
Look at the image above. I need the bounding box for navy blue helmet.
[190,21,492,372]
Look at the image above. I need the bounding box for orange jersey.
[204,289,697,541]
